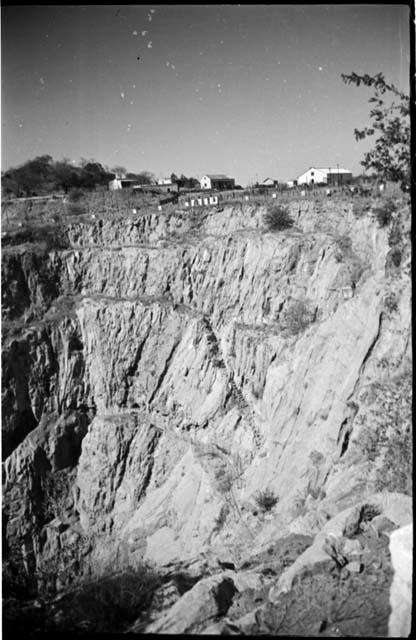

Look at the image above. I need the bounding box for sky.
[1,4,411,186]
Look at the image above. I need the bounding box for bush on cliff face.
[383,291,399,313]
[375,421,412,495]
[334,235,353,262]
[281,299,314,335]
[254,488,279,512]
[264,205,294,231]
[352,198,371,219]
[2,222,71,251]
[45,566,162,633]
[374,199,396,227]
[353,374,412,495]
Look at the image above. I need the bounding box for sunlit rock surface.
[2,199,411,633]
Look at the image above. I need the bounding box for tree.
[2,155,54,196]
[53,160,82,193]
[111,166,127,178]
[341,72,410,187]
[125,171,155,185]
[80,162,109,189]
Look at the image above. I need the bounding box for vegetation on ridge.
[341,72,410,188]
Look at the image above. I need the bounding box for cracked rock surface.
[2,199,412,634]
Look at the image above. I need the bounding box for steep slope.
[2,198,411,633]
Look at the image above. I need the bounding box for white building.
[262,178,278,187]
[200,174,235,190]
[109,178,137,191]
[297,167,353,186]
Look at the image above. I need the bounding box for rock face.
[388,524,412,637]
[2,198,412,633]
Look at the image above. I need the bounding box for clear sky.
[1,4,410,185]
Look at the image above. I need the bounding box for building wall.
[211,179,235,190]
[200,176,212,190]
[155,183,179,193]
[109,179,138,190]
[297,168,328,185]
[141,183,179,193]
[200,176,235,190]
[109,179,122,191]
[326,172,353,185]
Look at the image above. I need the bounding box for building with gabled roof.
[262,178,279,187]
[297,166,352,186]
[200,174,235,190]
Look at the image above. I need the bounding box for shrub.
[334,235,352,261]
[67,203,87,217]
[359,503,382,525]
[4,223,70,250]
[281,299,314,335]
[356,425,381,462]
[353,375,411,495]
[254,488,279,512]
[309,450,325,466]
[68,188,85,202]
[47,566,162,633]
[352,199,370,218]
[375,423,412,495]
[264,206,294,231]
[213,503,231,533]
[335,235,352,253]
[384,292,398,313]
[388,223,402,247]
[215,467,235,494]
[291,490,308,518]
[374,200,396,227]
[390,248,402,267]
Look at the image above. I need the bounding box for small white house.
[262,178,278,187]
[297,167,352,186]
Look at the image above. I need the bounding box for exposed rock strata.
[2,199,412,633]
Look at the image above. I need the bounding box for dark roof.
[204,174,233,180]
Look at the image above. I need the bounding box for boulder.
[388,524,412,637]
[145,572,238,634]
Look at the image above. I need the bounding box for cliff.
[2,197,412,634]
